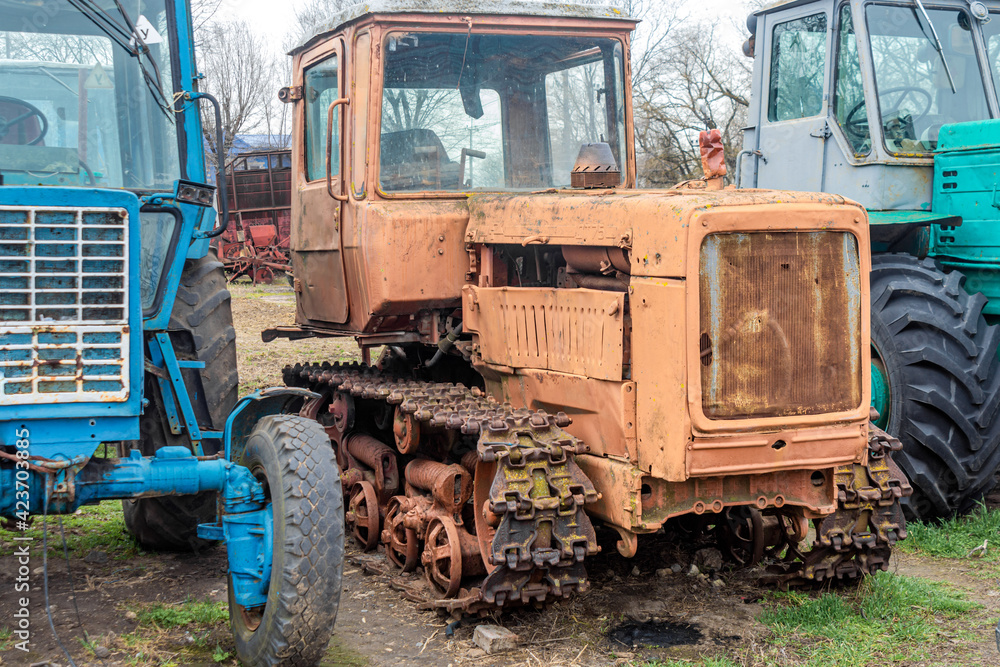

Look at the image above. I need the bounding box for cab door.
[292,38,349,324]
[751,7,832,192]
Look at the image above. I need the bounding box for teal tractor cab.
[0,0,343,663]
[740,0,1000,520]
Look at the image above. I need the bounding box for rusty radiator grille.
[699,232,862,420]
[0,207,129,403]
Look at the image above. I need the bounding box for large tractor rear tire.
[870,254,1000,521]
[122,249,239,550]
[229,415,344,666]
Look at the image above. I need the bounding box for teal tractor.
[0,0,343,663]
[739,0,1000,520]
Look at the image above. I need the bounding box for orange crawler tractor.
[269,1,912,612]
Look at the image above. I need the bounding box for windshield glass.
[865,4,989,154]
[0,0,181,189]
[378,32,627,193]
[981,13,1000,104]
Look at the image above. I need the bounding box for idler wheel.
[715,506,765,567]
[382,497,419,571]
[473,459,499,573]
[393,408,419,454]
[329,392,355,438]
[346,481,380,551]
[422,516,463,598]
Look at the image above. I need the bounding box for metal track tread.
[761,425,913,589]
[284,361,601,615]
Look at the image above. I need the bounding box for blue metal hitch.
[1,445,273,608]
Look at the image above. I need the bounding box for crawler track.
[284,362,600,614]
[761,425,912,588]
[285,362,913,611]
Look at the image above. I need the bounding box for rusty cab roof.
[290,0,635,55]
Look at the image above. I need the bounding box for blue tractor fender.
[222,387,320,463]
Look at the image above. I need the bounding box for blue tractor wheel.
[870,254,1000,521]
[228,414,344,667]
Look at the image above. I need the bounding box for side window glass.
[833,5,870,156]
[304,55,339,181]
[768,13,829,122]
[544,43,626,188]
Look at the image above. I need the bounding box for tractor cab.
[281,2,635,338]
[740,0,1000,522]
[741,0,1000,315]
[1,2,346,662]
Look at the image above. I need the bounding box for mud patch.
[608,620,702,648]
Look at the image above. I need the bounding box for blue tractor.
[0,0,343,663]
[740,0,1000,521]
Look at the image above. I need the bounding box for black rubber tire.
[122,248,239,551]
[229,415,344,667]
[870,254,1000,521]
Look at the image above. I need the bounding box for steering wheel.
[845,87,932,140]
[0,96,48,146]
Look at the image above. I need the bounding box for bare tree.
[628,18,752,185]
[198,20,277,166]
[284,0,354,51]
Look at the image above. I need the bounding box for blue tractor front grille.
[0,206,130,403]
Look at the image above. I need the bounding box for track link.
[284,362,600,614]
[761,424,912,588]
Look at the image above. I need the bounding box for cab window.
[304,55,339,181]
[768,13,828,122]
[866,5,988,153]
[833,4,870,156]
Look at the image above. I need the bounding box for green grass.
[899,503,1000,561]
[212,645,232,662]
[133,598,229,629]
[321,636,369,667]
[759,571,978,666]
[0,626,12,651]
[0,500,143,559]
[629,659,741,667]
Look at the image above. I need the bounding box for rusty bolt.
[438,249,444,255]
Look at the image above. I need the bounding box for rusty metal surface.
[699,129,726,186]
[688,424,864,477]
[699,231,863,420]
[571,142,621,189]
[294,1,636,55]
[463,285,625,382]
[218,150,292,285]
[761,425,912,587]
[486,369,636,461]
[286,361,600,612]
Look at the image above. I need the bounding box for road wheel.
[229,415,344,667]
[870,254,1000,520]
[122,248,239,550]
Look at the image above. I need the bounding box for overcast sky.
[212,0,755,59]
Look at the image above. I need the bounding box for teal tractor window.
[833,5,871,157]
[767,13,828,122]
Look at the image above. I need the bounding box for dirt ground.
[2,283,999,666]
[2,526,999,667]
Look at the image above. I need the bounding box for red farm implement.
[217,150,292,284]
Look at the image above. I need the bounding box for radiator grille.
[0,207,129,403]
[699,232,862,420]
